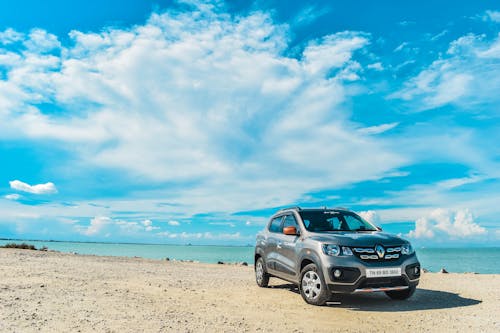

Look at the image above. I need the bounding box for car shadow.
[330,289,481,311]
[271,284,481,311]
[269,283,299,294]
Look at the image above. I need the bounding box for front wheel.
[385,285,416,300]
[299,263,329,306]
[255,257,270,287]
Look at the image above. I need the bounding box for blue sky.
[0,0,499,246]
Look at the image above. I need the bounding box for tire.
[385,285,416,300]
[255,257,270,287]
[299,263,329,306]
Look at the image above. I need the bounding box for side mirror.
[376,225,383,231]
[283,226,298,235]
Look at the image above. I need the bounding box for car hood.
[307,231,407,247]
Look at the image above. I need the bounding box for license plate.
[366,267,401,278]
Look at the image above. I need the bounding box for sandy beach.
[0,249,498,332]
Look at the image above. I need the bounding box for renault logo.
[375,244,385,258]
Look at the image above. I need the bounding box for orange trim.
[283,226,297,235]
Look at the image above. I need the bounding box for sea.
[1,239,499,274]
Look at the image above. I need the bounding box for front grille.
[351,245,402,262]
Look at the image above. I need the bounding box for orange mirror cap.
[283,226,297,235]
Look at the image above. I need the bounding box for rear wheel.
[299,263,329,306]
[385,285,416,300]
[255,257,269,287]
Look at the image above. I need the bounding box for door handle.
[277,242,282,249]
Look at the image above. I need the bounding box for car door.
[264,216,284,272]
[274,214,300,278]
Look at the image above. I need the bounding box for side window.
[282,214,298,230]
[268,217,283,233]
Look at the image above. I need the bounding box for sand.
[0,248,498,332]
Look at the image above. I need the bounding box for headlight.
[342,246,353,256]
[401,243,414,255]
[322,244,340,256]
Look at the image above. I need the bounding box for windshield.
[298,211,377,232]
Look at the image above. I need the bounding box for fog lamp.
[414,266,420,275]
[333,269,342,279]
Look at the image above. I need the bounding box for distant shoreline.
[0,237,254,247]
[2,237,499,249]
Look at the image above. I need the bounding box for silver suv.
[254,207,420,305]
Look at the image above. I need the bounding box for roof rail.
[277,206,302,212]
[332,206,350,211]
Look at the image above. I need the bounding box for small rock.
[40,284,45,288]
[439,268,448,274]
[422,268,429,273]
[240,262,248,266]
[217,261,224,265]
[165,257,170,261]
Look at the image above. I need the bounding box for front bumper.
[322,256,420,294]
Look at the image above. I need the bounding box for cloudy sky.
[0,0,499,246]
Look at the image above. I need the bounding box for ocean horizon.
[1,239,499,274]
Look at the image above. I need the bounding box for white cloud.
[430,30,448,41]
[167,220,180,226]
[293,5,330,26]
[81,216,112,236]
[408,209,487,239]
[209,222,235,227]
[483,10,500,23]
[303,31,370,76]
[398,21,415,27]
[9,180,58,194]
[116,221,142,233]
[78,216,162,236]
[357,122,398,135]
[434,175,485,190]
[0,28,23,45]
[394,42,408,52]
[23,29,60,53]
[0,3,404,214]
[4,193,21,200]
[367,62,384,71]
[141,219,160,231]
[477,33,500,58]
[58,217,78,225]
[408,217,435,238]
[203,231,242,240]
[392,33,500,110]
[358,210,380,225]
[154,230,246,241]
